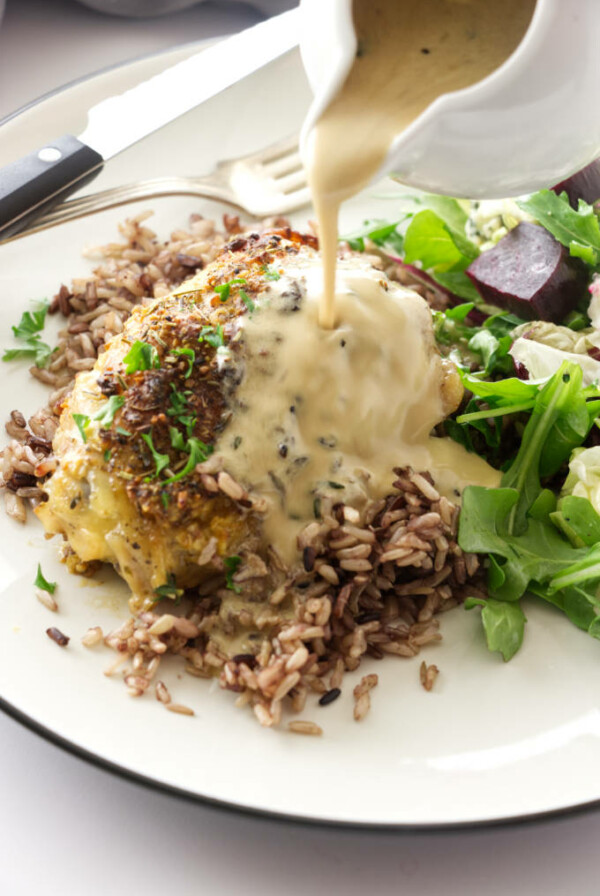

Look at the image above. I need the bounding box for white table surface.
[1,2,600,894]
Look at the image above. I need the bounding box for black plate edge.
[2,691,600,833]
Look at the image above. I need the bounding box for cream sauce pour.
[214,256,499,563]
[307,0,537,328]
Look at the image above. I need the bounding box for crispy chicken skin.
[37,229,318,606]
[36,228,462,608]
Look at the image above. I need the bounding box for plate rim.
[4,690,600,832]
[2,38,600,834]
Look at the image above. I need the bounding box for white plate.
[1,43,600,831]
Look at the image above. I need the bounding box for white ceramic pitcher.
[299,0,600,198]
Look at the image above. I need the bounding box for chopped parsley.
[93,395,125,427]
[34,563,56,595]
[163,437,213,485]
[215,277,246,302]
[160,491,170,509]
[327,481,345,490]
[233,435,242,450]
[141,431,170,480]
[169,426,186,451]
[239,288,255,313]
[152,573,183,602]
[103,448,112,462]
[171,347,195,378]
[224,555,242,593]
[167,384,190,417]
[72,413,90,443]
[199,325,224,348]
[116,426,132,437]
[3,299,55,368]
[262,265,281,281]
[123,340,160,374]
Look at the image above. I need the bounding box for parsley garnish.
[141,431,170,479]
[327,481,345,490]
[103,448,112,462]
[163,437,213,485]
[169,426,186,451]
[160,491,170,509]
[116,426,132,437]
[262,265,281,281]
[3,299,55,368]
[152,573,184,602]
[233,436,242,450]
[215,277,246,302]
[72,413,90,443]
[178,414,196,438]
[199,325,224,349]
[34,563,56,595]
[171,347,195,378]
[239,289,255,313]
[224,555,242,593]
[167,384,189,417]
[93,395,125,427]
[123,340,160,374]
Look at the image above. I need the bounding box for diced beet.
[553,157,600,208]
[466,222,588,323]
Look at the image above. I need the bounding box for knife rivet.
[38,147,62,163]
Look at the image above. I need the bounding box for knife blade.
[0,7,299,241]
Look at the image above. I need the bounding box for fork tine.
[264,151,304,178]
[277,169,309,194]
[254,134,301,164]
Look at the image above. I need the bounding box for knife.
[0,7,299,241]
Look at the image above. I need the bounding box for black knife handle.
[0,134,104,240]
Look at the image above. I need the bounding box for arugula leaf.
[141,432,170,479]
[72,413,90,443]
[34,563,56,595]
[404,209,468,272]
[550,495,600,548]
[199,325,224,349]
[171,347,195,378]
[459,486,588,602]
[501,363,585,534]
[465,596,526,661]
[341,218,406,254]
[529,581,600,638]
[93,395,124,428]
[123,340,160,374]
[224,555,242,593]
[434,270,482,302]
[517,189,600,267]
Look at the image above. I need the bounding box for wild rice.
[420,661,439,691]
[2,210,486,729]
[46,626,69,647]
[36,588,58,612]
[288,720,323,736]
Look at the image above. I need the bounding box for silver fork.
[11,135,310,240]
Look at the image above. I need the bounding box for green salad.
[346,176,600,660]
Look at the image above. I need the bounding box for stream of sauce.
[307,0,537,328]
